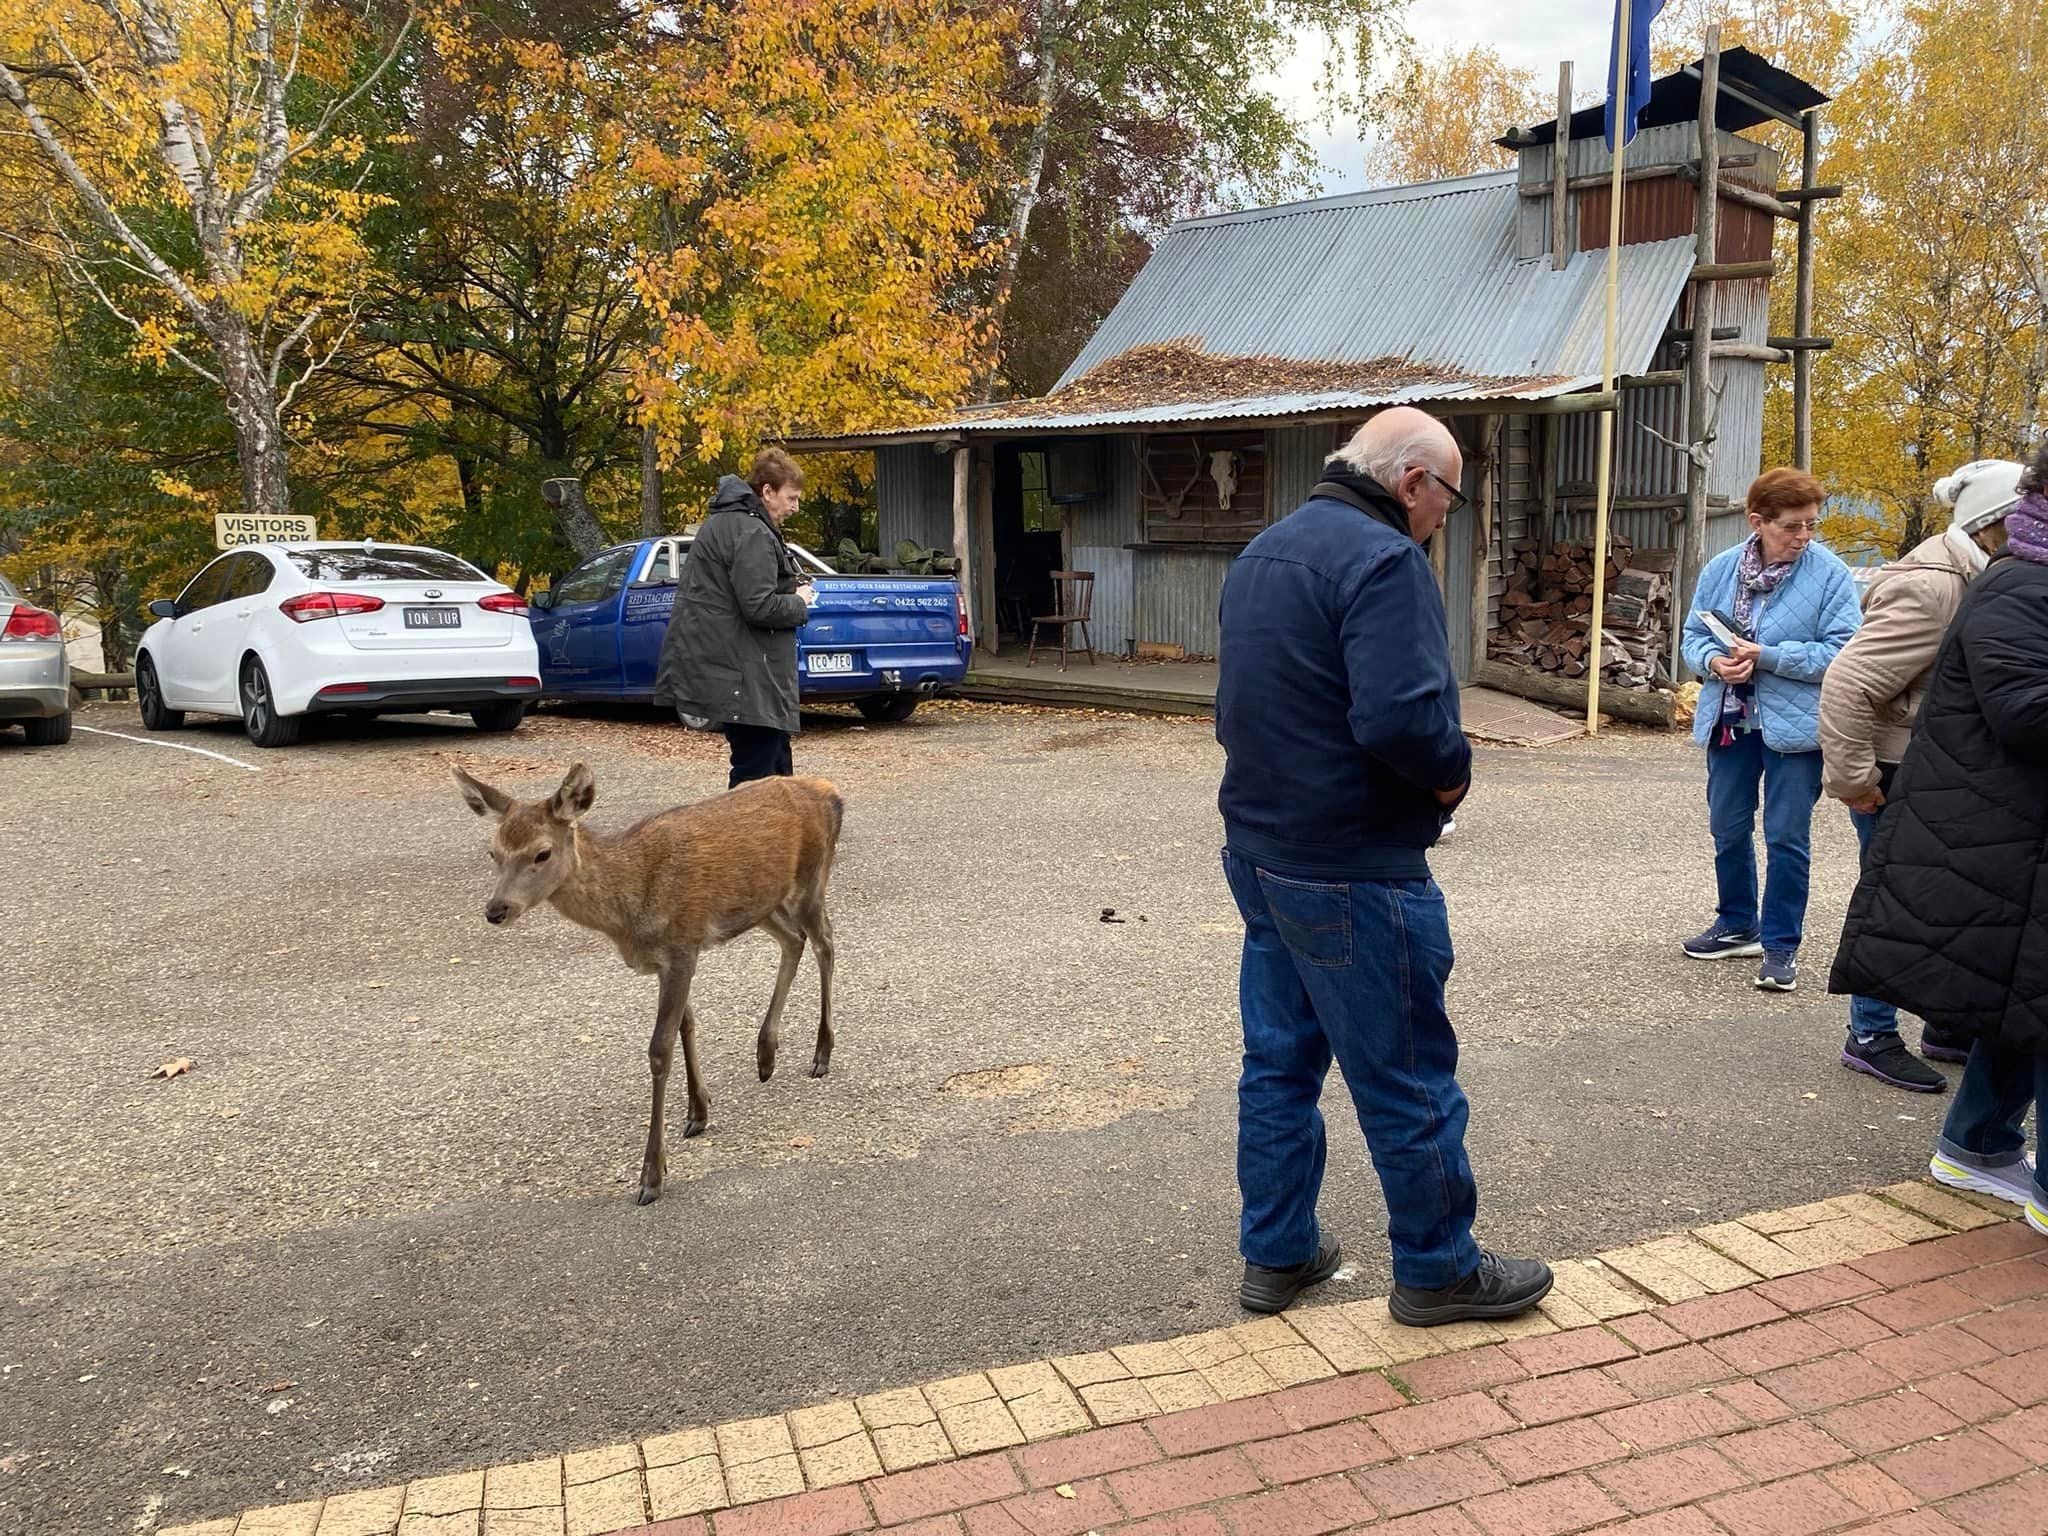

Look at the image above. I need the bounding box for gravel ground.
[0,697,1955,1535]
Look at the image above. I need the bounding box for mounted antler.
[1638,379,1727,471]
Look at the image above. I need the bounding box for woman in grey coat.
[654,448,816,787]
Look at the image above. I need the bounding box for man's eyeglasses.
[1428,472,1468,517]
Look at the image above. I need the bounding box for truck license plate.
[404,606,462,629]
[808,651,854,674]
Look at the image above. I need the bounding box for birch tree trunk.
[980,0,1061,401]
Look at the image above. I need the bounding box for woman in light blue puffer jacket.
[1679,468,1862,994]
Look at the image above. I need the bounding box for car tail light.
[956,591,969,637]
[479,592,529,617]
[1,603,60,641]
[315,683,370,696]
[507,677,539,688]
[280,591,385,623]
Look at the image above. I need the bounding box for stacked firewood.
[1490,538,1674,688]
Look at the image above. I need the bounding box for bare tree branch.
[55,229,224,385]
[277,300,360,415]
[0,58,212,323]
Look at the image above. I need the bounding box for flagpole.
[1586,0,1631,735]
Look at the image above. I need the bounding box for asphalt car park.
[2,697,1953,1536]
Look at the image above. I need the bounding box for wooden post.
[951,445,974,642]
[1679,29,1721,678]
[1551,62,1573,271]
[974,442,999,654]
[1793,110,1818,469]
[1469,417,1500,672]
[1540,415,1560,548]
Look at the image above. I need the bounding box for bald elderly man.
[1216,407,1553,1321]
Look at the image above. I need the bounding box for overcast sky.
[1277,5,1623,192]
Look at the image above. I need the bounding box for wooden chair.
[1027,571,1096,670]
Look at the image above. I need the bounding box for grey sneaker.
[1683,921,1763,960]
[1756,949,1799,991]
[1931,1150,2038,1208]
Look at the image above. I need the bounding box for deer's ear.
[452,765,512,818]
[549,762,596,823]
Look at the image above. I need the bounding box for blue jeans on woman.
[1706,731,1825,951]
[1222,850,1482,1291]
[1939,1042,2048,1209]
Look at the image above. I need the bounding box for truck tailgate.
[800,579,965,685]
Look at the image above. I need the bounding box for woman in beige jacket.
[1818,459,2026,1090]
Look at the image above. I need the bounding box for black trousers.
[724,723,792,788]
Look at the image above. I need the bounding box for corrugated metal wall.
[1442,505,1475,679]
[1489,414,1537,632]
[1068,435,1141,655]
[1133,547,1236,657]
[1269,424,1342,515]
[875,444,954,554]
[1515,125,1785,262]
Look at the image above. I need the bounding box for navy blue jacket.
[1216,475,1471,880]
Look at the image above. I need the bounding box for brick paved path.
[603,1221,2048,1536]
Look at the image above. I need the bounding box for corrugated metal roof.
[784,173,1700,447]
[1053,176,1694,393]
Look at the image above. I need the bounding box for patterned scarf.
[2008,489,2048,567]
[1714,534,1800,745]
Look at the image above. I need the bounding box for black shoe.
[1842,1033,1948,1093]
[1389,1249,1553,1327]
[1920,1025,1972,1064]
[1241,1238,1343,1314]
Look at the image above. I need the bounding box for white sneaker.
[2030,1200,2048,1240]
[1440,816,1455,838]
[1931,1151,2038,1208]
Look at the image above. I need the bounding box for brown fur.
[453,763,844,1204]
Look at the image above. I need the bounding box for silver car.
[0,572,73,746]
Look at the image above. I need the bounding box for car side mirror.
[530,589,555,611]
[148,599,178,620]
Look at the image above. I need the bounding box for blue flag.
[1604,0,1669,150]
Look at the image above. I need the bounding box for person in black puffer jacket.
[1830,439,2048,1235]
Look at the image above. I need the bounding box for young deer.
[451,762,844,1205]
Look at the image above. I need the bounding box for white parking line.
[74,725,264,772]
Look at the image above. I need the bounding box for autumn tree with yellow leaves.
[1806,0,2048,548]
[0,0,413,520]
[1369,45,1556,184]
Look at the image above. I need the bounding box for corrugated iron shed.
[786,172,1698,448]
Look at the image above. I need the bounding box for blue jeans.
[1939,1042,2048,1205]
[1223,850,1482,1290]
[1705,732,1824,952]
[1847,763,1901,1040]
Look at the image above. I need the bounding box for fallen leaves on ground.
[148,1057,192,1080]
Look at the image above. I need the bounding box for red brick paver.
[598,1217,2048,1536]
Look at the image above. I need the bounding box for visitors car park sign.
[214,513,317,548]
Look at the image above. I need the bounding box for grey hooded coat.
[653,475,809,732]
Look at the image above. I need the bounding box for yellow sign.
[214,513,317,549]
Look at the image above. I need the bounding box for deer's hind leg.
[755,911,807,1083]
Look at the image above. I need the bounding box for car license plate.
[404,606,461,629]
[808,651,854,674]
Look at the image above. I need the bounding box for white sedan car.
[135,542,541,747]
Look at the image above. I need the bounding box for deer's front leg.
[637,959,696,1206]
